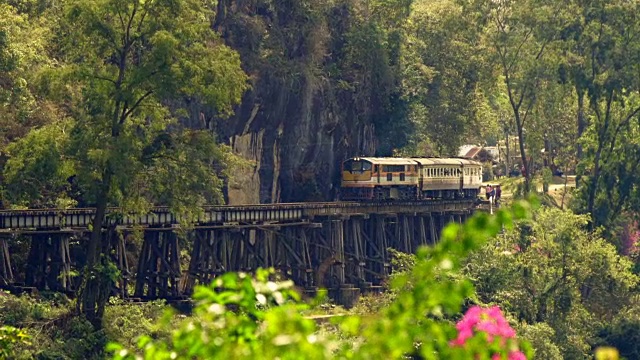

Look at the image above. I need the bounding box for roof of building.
[464,147,483,159]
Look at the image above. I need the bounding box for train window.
[382,165,405,172]
[387,173,393,181]
[344,160,371,173]
[400,173,405,181]
[374,165,379,173]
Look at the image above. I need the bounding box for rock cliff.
[212,0,409,204]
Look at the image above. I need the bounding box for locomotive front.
[340,157,421,200]
[340,158,376,200]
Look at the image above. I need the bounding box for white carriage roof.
[347,157,482,166]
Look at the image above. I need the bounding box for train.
[340,157,483,201]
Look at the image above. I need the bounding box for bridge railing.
[0,200,478,231]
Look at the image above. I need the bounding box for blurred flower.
[451,306,525,359]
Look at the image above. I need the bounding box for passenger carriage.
[340,157,482,201]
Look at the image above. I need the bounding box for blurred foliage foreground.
[1,200,632,359]
[107,200,537,360]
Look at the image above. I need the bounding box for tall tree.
[563,0,640,229]
[465,0,569,191]
[50,0,248,327]
[401,0,488,156]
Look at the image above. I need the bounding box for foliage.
[109,201,537,359]
[3,119,76,208]
[102,298,172,351]
[516,322,562,360]
[52,0,248,212]
[0,324,30,359]
[596,302,640,360]
[401,0,489,156]
[463,0,572,189]
[465,207,640,358]
[565,0,640,230]
[0,291,171,359]
[0,2,54,152]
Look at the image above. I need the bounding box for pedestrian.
[486,184,493,200]
[495,185,502,205]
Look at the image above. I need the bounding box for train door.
[418,165,424,198]
[375,165,380,183]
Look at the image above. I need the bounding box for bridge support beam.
[0,236,13,287]
[24,234,72,292]
[113,233,131,298]
[328,219,345,286]
[134,231,182,299]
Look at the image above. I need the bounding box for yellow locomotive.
[340,157,483,200]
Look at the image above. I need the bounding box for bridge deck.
[0,200,476,231]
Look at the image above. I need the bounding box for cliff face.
[213,0,409,204]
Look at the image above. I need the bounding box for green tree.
[466,207,639,357]
[41,0,249,328]
[562,0,640,230]
[464,0,571,191]
[401,0,489,156]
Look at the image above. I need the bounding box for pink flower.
[451,306,526,359]
[508,351,527,360]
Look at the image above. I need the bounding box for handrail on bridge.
[0,199,479,231]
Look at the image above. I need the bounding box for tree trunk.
[575,87,586,186]
[78,171,113,329]
[576,88,586,161]
[515,112,530,193]
[586,143,603,229]
[505,130,511,176]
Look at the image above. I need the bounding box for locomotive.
[340,157,483,201]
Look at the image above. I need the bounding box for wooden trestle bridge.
[0,200,478,304]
